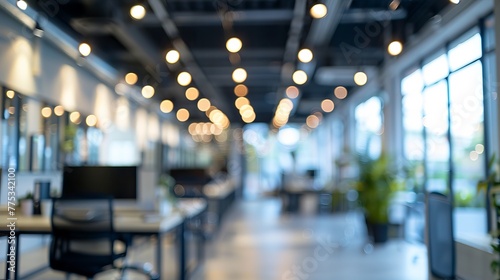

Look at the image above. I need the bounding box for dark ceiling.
[26,0,451,125]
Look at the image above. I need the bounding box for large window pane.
[449,61,486,235]
[402,70,424,162]
[448,32,482,72]
[423,80,450,193]
[422,54,449,86]
[355,97,382,158]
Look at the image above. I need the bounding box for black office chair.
[50,196,159,280]
[427,192,455,279]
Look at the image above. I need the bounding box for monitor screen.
[62,166,137,199]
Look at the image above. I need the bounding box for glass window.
[422,54,449,86]
[423,80,450,193]
[402,71,424,161]
[448,32,482,71]
[355,96,382,158]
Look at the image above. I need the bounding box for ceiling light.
[160,100,174,113]
[449,0,460,4]
[354,71,368,86]
[54,105,65,116]
[141,85,155,98]
[177,72,192,86]
[17,0,27,10]
[389,0,400,10]
[310,3,327,19]
[33,21,44,38]
[298,48,313,63]
[41,107,52,118]
[242,113,256,124]
[306,115,320,128]
[69,111,81,124]
[286,86,299,99]
[176,108,190,122]
[235,97,250,109]
[86,115,98,127]
[6,90,14,99]
[232,68,247,83]
[125,72,138,85]
[321,99,335,113]
[130,4,146,20]
[334,86,348,99]
[234,84,248,97]
[226,37,242,53]
[78,43,91,57]
[387,41,403,56]
[166,50,180,64]
[185,87,199,101]
[292,70,308,85]
[197,98,211,111]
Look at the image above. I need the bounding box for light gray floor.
[191,198,428,280]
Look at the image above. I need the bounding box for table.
[0,198,207,280]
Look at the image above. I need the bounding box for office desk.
[1,198,207,280]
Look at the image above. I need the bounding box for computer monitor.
[62,166,137,199]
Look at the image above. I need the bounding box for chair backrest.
[427,192,455,279]
[50,196,118,278]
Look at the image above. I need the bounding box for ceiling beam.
[340,8,407,24]
[148,0,232,116]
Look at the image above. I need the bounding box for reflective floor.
[191,198,428,280]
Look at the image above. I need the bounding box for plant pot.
[20,200,33,217]
[366,221,389,243]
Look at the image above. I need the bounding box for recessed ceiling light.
[70,111,81,124]
[197,98,211,111]
[78,43,91,57]
[234,84,248,97]
[310,3,327,19]
[166,50,180,64]
[298,48,313,63]
[160,100,174,113]
[286,86,299,99]
[232,68,247,83]
[292,70,308,85]
[17,0,27,10]
[177,72,192,86]
[54,105,65,116]
[226,37,242,53]
[86,115,98,127]
[41,107,52,118]
[141,85,155,98]
[387,41,403,56]
[334,86,348,99]
[125,72,138,85]
[321,99,335,113]
[185,87,199,101]
[176,109,190,122]
[306,114,320,128]
[130,4,146,20]
[354,72,368,86]
[449,0,460,4]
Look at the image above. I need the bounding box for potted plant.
[355,153,399,243]
[156,174,177,214]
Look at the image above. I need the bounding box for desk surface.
[0,198,207,234]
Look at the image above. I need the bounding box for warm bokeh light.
[125,72,138,85]
[17,0,27,10]
[78,43,91,57]
[176,108,190,122]
[242,112,256,123]
[334,86,348,99]
[292,70,308,85]
[160,100,174,113]
[321,99,335,113]
[197,98,211,111]
[141,85,155,98]
[235,97,250,109]
[388,41,403,56]
[41,107,52,118]
[234,84,248,97]
[54,105,64,116]
[130,4,146,20]
[310,3,327,19]
[177,72,192,86]
[286,86,299,99]
[475,144,484,154]
[226,37,242,53]
[389,0,400,10]
[6,90,15,99]
[69,111,81,124]
[298,48,313,63]
[306,114,320,128]
[354,71,368,86]
[86,114,98,127]
[232,68,247,83]
[185,87,199,101]
[450,0,460,4]
[166,50,180,64]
